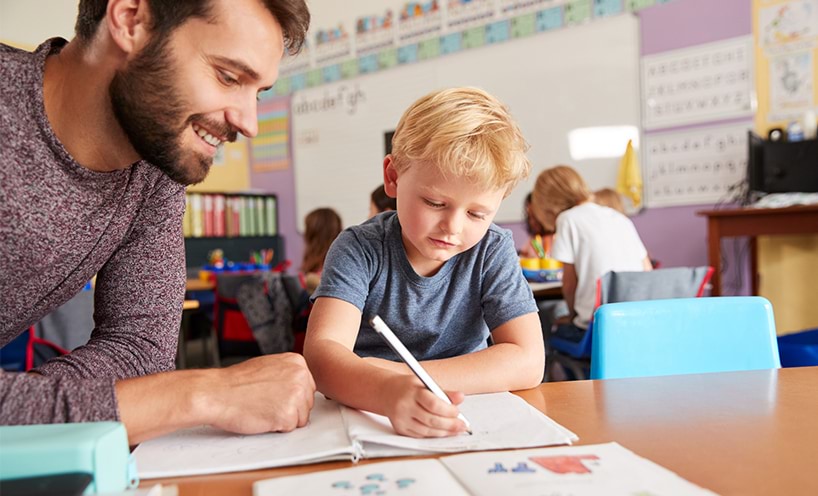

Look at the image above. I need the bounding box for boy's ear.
[106,0,153,57]
[383,155,398,198]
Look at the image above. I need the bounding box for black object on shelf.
[748,131,818,193]
[184,235,285,268]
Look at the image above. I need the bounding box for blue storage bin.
[777,328,818,367]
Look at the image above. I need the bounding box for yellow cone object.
[616,139,642,208]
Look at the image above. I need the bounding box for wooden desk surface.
[144,367,818,496]
[185,278,215,292]
[529,281,562,300]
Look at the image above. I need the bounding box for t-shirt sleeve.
[550,213,577,264]
[0,371,119,424]
[481,233,539,331]
[311,229,374,311]
[36,177,186,381]
[624,219,649,260]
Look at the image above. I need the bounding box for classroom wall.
[630,0,752,293]
[752,0,818,334]
[0,0,782,302]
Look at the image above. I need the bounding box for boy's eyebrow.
[210,55,273,91]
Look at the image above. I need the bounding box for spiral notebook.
[135,392,577,479]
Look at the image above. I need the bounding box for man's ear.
[106,0,152,56]
[383,155,398,198]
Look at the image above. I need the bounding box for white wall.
[0,0,412,47]
[0,0,76,47]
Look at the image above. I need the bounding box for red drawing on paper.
[529,455,600,474]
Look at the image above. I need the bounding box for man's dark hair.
[75,0,310,54]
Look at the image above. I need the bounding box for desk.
[186,278,215,292]
[697,204,818,296]
[529,281,562,300]
[144,366,818,496]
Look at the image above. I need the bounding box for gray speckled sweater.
[0,39,186,424]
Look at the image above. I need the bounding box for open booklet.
[135,392,577,479]
[253,442,718,496]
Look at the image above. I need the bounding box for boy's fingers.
[445,390,465,405]
[416,391,461,417]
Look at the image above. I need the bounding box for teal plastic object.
[0,422,138,494]
[590,296,781,380]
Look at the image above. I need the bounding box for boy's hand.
[381,374,468,438]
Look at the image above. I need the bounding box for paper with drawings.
[441,442,718,496]
[135,395,353,479]
[253,459,470,496]
[342,392,577,455]
[253,443,717,496]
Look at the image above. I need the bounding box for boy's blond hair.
[531,165,592,232]
[390,87,530,195]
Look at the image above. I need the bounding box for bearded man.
[0,0,314,444]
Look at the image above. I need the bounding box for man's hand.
[199,353,316,434]
[117,353,316,444]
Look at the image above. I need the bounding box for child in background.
[369,184,398,218]
[304,87,544,438]
[592,188,626,214]
[530,166,652,339]
[301,208,343,294]
[519,192,552,258]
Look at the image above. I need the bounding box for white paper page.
[253,459,470,496]
[135,395,353,478]
[342,392,578,455]
[440,442,719,496]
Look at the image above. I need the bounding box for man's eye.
[218,71,239,85]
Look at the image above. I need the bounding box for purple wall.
[248,166,304,271]
[251,0,754,294]
[640,0,752,56]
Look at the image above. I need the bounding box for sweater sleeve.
[0,371,119,424]
[35,177,186,381]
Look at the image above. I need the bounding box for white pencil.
[369,315,473,435]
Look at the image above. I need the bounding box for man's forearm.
[116,369,211,445]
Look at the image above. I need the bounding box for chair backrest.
[590,296,781,380]
[595,266,713,307]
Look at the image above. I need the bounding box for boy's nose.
[441,214,464,235]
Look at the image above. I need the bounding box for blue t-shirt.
[312,212,538,361]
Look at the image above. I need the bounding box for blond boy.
[304,88,544,438]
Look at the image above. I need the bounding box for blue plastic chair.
[590,296,781,380]
[546,266,713,381]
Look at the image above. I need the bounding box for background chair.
[590,296,781,380]
[214,273,263,364]
[546,266,713,381]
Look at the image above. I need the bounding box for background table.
[697,204,818,296]
[144,367,818,496]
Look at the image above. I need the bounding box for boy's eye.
[469,211,487,220]
[423,199,444,208]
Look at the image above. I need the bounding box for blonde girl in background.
[530,166,651,349]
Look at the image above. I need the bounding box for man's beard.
[109,36,236,185]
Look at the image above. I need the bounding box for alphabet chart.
[642,36,755,130]
[644,121,751,208]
